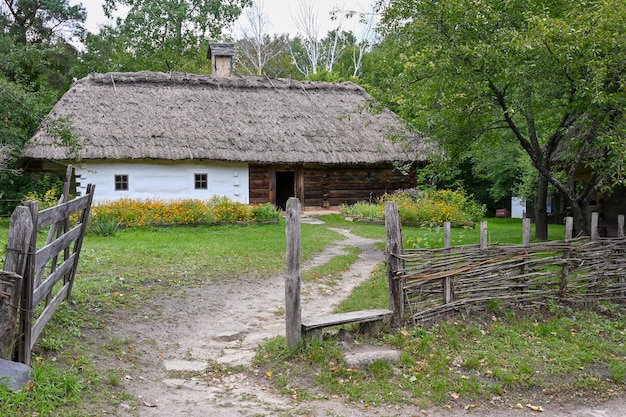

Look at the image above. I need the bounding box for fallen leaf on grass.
[449,392,460,400]
[526,403,544,412]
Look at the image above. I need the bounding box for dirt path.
[106,219,626,417]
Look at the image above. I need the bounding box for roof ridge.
[86,71,365,93]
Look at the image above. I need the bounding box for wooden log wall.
[249,164,416,207]
[249,165,271,204]
[303,165,414,207]
[385,209,626,325]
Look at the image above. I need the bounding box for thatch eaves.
[22,71,427,165]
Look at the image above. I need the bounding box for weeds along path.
[110,221,388,416]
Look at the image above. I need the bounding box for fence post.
[560,217,574,299]
[443,222,453,304]
[618,215,625,301]
[591,212,599,240]
[0,207,33,360]
[284,197,302,349]
[564,217,574,240]
[19,201,39,365]
[522,218,531,246]
[480,221,488,250]
[385,202,404,328]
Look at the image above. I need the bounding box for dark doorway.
[275,171,295,210]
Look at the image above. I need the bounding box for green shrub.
[90,217,121,237]
[343,188,485,226]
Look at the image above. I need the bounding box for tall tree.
[332,2,379,78]
[291,0,321,76]
[0,0,85,208]
[1,0,86,43]
[236,0,290,76]
[374,0,626,238]
[101,0,251,72]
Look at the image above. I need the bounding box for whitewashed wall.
[74,160,249,203]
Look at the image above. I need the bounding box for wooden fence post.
[443,222,453,304]
[618,215,625,301]
[591,212,599,241]
[18,201,38,365]
[564,217,573,240]
[0,207,33,360]
[522,218,531,246]
[480,221,488,250]
[560,217,574,298]
[285,197,302,349]
[385,202,404,328]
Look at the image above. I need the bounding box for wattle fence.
[385,203,626,326]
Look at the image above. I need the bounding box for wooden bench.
[301,309,393,340]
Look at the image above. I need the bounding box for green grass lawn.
[0,215,623,415]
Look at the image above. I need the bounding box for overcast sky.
[73,0,377,39]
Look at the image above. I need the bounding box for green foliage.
[22,185,63,210]
[342,188,485,226]
[86,0,251,73]
[0,0,86,43]
[90,217,121,237]
[368,0,626,234]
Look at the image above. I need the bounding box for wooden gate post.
[285,197,302,349]
[0,207,33,359]
[385,202,404,328]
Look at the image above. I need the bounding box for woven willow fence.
[385,203,626,325]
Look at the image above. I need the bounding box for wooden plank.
[34,226,81,273]
[32,254,76,307]
[0,271,22,359]
[66,184,95,297]
[285,197,301,349]
[1,206,31,359]
[301,309,393,330]
[35,193,91,229]
[30,283,70,350]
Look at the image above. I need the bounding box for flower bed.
[90,197,281,228]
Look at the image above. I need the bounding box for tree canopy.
[371,0,626,236]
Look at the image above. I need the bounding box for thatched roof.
[22,71,426,165]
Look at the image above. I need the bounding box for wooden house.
[21,58,426,209]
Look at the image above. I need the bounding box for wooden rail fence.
[1,168,94,364]
[385,203,626,325]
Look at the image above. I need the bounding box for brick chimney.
[207,43,235,77]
